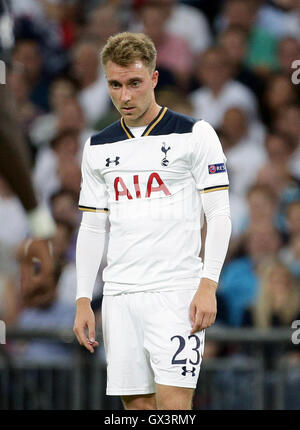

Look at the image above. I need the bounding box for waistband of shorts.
[103,278,201,295]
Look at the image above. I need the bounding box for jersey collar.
[120,106,168,139]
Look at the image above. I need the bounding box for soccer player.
[73,32,231,410]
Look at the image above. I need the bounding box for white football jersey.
[79,107,229,295]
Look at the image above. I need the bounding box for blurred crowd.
[0,0,300,367]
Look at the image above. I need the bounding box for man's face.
[105,60,158,126]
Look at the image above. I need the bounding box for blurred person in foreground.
[73,32,231,410]
[0,82,56,295]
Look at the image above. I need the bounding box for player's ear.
[152,70,159,89]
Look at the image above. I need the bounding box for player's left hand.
[190,278,217,333]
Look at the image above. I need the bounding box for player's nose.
[120,86,131,103]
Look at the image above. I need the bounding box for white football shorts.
[101,289,205,396]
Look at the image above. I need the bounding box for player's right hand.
[73,298,99,353]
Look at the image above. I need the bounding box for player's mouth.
[122,107,135,113]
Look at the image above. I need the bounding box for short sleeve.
[78,138,109,213]
[190,120,229,193]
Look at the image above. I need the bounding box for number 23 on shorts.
[170,334,204,375]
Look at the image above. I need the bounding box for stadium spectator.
[84,3,123,50]
[255,0,293,38]
[242,257,300,329]
[285,200,300,239]
[216,0,279,74]
[0,176,29,249]
[50,188,80,228]
[137,2,194,90]
[7,65,42,137]
[277,36,300,78]
[156,88,194,116]
[280,233,300,280]
[219,223,282,326]
[12,38,51,111]
[234,183,279,239]
[257,163,300,228]
[131,0,212,55]
[285,0,300,43]
[190,46,257,128]
[220,107,266,199]
[260,74,300,127]
[33,129,81,205]
[51,220,77,307]
[69,38,111,127]
[274,104,300,179]
[218,25,265,96]
[241,256,300,407]
[12,0,80,76]
[29,75,79,149]
[55,97,95,152]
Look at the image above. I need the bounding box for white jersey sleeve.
[79,138,109,213]
[190,120,229,193]
[76,211,109,300]
[200,189,231,283]
[76,138,109,301]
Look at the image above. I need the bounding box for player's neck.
[123,102,162,128]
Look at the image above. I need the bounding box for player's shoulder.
[151,108,198,136]
[192,118,218,137]
[90,119,124,146]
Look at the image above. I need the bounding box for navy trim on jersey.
[90,107,198,146]
[149,108,197,136]
[90,120,126,146]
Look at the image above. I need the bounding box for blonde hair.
[101,32,157,72]
[252,257,300,328]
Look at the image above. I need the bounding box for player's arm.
[189,120,232,332]
[190,189,231,333]
[73,138,109,352]
[74,210,108,353]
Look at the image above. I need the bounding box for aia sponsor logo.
[114,172,171,200]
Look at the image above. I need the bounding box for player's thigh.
[143,289,205,389]
[156,384,194,410]
[102,294,155,395]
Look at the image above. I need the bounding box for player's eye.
[131,80,140,87]
[110,82,121,89]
